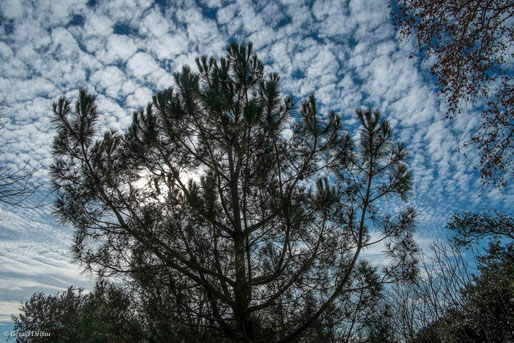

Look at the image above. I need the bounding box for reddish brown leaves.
[391,0,513,188]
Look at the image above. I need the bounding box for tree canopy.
[48,42,417,342]
[447,211,514,247]
[391,0,514,188]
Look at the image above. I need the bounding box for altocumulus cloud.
[0,0,512,336]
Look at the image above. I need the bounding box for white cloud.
[237,0,265,34]
[104,34,138,62]
[95,95,130,130]
[90,66,126,97]
[0,301,21,322]
[127,52,162,80]
[217,3,238,25]
[248,27,275,49]
[125,86,153,108]
[84,12,113,37]
[306,48,338,81]
[0,0,23,19]
[200,0,222,8]
[139,7,175,37]
[0,203,92,323]
[149,32,190,61]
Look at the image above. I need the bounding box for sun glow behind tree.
[47,42,420,341]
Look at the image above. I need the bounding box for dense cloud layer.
[0,0,511,332]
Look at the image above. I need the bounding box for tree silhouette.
[388,213,514,343]
[50,42,417,342]
[447,211,514,247]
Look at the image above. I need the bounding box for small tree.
[50,42,417,342]
[11,283,145,342]
[389,241,473,342]
[410,243,514,343]
[391,0,514,188]
[389,213,514,343]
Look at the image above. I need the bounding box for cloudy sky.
[0,0,512,337]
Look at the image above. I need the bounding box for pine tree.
[50,42,417,342]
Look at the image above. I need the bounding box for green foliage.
[447,211,514,247]
[11,283,144,342]
[461,243,514,342]
[407,213,514,343]
[414,244,514,343]
[386,210,513,343]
